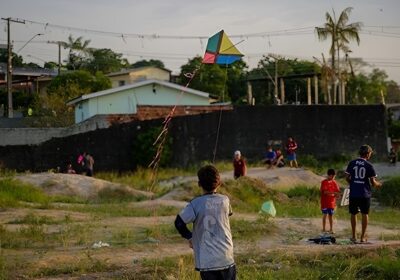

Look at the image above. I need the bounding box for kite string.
[148,65,201,191]
[212,64,229,163]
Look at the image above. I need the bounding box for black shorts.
[349,197,371,215]
[200,265,236,280]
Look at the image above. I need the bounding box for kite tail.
[148,66,201,190]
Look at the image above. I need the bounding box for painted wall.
[77,84,209,122]
[109,68,170,88]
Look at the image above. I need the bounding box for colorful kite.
[202,30,243,65]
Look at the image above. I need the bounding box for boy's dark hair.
[359,144,372,157]
[327,169,336,176]
[197,165,220,192]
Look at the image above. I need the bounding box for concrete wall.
[0,105,388,172]
[109,68,170,88]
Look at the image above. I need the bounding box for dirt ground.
[4,165,400,279]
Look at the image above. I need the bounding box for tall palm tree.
[61,35,92,70]
[315,7,362,104]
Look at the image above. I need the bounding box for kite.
[202,30,243,65]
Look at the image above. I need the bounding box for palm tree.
[315,7,362,104]
[61,35,92,70]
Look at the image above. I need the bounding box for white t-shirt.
[179,193,235,271]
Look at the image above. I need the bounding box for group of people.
[232,137,299,180]
[264,137,298,169]
[65,152,95,177]
[174,144,382,279]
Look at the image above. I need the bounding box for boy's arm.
[174,215,192,240]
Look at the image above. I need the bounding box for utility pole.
[268,53,280,103]
[1,17,25,118]
[47,41,64,75]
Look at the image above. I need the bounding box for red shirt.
[286,140,298,155]
[233,158,246,178]
[320,179,340,209]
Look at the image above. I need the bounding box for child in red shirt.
[320,169,341,233]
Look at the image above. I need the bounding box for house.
[107,66,171,88]
[66,79,213,123]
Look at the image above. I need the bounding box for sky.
[1,0,400,83]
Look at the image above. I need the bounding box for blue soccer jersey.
[345,158,377,198]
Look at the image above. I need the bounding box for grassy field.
[0,166,399,279]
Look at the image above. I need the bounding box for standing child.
[285,137,298,168]
[233,150,246,179]
[174,165,236,280]
[320,169,341,233]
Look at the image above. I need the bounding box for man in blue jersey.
[174,165,236,280]
[345,145,382,243]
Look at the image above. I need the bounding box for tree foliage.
[29,70,111,127]
[0,49,24,67]
[248,56,320,104]
[131,59,165,69]
[84,48,129,74]
[315,7,362,104]
[177,56,247,103]
[347,68,388,104]
[62,35,92,70]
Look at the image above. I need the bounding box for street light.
[16,33,43,54]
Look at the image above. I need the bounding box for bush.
[375,176,400,208]
[133,126,172,168]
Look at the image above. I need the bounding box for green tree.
[347,68,389,104]
[0,49,24,67]
[61,35,91,70]
[386,81,400,104]
[30,70,111,127]
[248,56,320,105]
[178,56,247,102]
[315,7,362,103]
[84,48,129,74]
[44,61,59,69]
[131,59,165,69]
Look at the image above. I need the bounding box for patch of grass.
[276,199,317,218]
[0,224,47,249]
[31,250,116,278]
[379,232,400,241]
[139,254,199,280]
[375,176,400,208]
[0,178,50,208]
[7,212,60,225]
[299,153,351,175]
[96,167,194,193]
[96,187,147,203]
[61,203,178,217]
[231,217,275,241]
[0,168,16,178]
[220,177,280,213]
[370,207,400,226]
[285,185,320,201]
